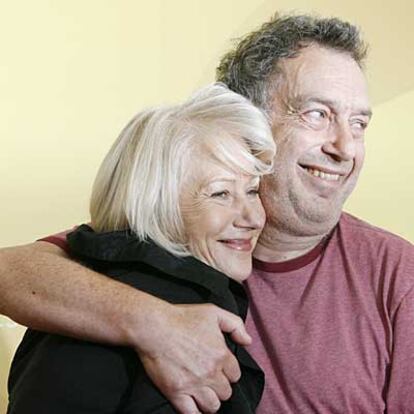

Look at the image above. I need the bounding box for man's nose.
[322,121,356,162]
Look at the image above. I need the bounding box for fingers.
[208,371,233,401]
[222,351,242,384]
[170,395,201,414]
[138,303,248,413]
[171,387,223,414]
[193,387,221,413]
[216,308,252,346]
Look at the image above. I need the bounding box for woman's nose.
[233,199,265,230]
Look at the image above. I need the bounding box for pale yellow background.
[1,0,413,410]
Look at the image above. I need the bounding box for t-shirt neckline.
[252,236,329,273]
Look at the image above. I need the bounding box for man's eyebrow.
[359,108,373,118]
[291,96,373,118]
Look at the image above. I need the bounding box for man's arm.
[0,241,159,343]
[0,241,251,414]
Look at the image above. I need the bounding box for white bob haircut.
[90,83,275,256]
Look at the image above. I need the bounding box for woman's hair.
[90,83,275,256]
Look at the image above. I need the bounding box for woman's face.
[181,153,266,282]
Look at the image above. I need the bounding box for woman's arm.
[1,241,250,413]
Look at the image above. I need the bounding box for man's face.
[260,44,372,237]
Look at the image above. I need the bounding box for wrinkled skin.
[181,149,265,283]
[256,45,372,262]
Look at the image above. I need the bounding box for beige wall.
[1,0,413,410]
[345,88,414,241]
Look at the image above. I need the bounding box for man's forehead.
[278,43,360,70]
[274,46,371,111]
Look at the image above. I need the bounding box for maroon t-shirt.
[42,213,414,412]
[245,213,414,413]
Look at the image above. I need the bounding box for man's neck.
[253,224,329,263]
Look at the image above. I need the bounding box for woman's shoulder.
[67,225,233,306]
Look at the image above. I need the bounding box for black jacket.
[8,225,264,413]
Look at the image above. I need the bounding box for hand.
[135,303,251,414]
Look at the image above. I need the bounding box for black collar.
[67,225,233,299]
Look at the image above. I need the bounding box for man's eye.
[305,109,327,120]
[247,188,260,197]
[210,190,229,199]
[300,109,330,129]
[351,119,368,130]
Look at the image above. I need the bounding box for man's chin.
[288,200,343,237]
[304,208,342,232]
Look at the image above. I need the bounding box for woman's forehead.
[188,156,260,188]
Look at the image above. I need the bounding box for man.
[1,14,413,413]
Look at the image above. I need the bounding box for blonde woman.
[8,84,275,414]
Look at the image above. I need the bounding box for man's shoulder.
[337,213,414,308]
[339,212,413,250]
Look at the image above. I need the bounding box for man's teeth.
[305,168,340,181]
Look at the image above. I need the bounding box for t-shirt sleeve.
[385,285,414,411]
[38,228,74,254]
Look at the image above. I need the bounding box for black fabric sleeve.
[8,333,137,414]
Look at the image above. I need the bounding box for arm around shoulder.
[1,241,251,414]
[0,240,161,346]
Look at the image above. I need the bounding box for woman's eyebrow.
[205,178,236,186]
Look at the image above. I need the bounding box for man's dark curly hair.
[216,14,368,110]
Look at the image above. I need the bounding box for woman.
[8,83,275,413]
